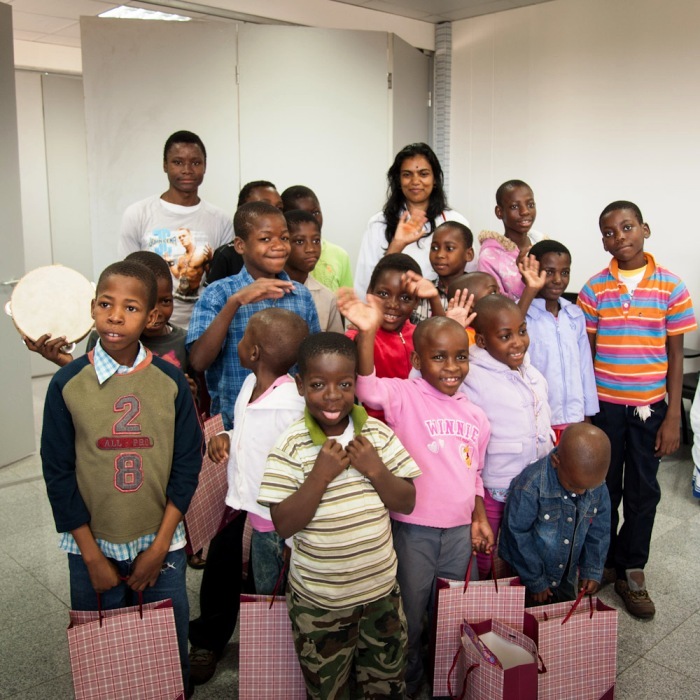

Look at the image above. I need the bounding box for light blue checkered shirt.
[59,339,186,559]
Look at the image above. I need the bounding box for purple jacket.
[460,346,553,491]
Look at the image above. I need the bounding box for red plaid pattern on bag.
[238,594,306,700]
[452,619,539,700]
[432,575,525,697]
[68,599,184,700]
[525,595,617,700]
[184,414,228,554]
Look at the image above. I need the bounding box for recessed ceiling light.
[98,6,191,21]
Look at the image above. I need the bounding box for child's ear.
[465,247,475,263]
[495,204,504,221]
[294,373,304,396]
[410,350,421,371]
[642,223,651,239]
[475,332,486,349]
[550,449,561,470]
[163,160,168,174]
[232,236,246,255]
[249,343,261,363]
[146,308,159,328]
[90,298,96,319]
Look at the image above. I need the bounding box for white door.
[0,3,36,467]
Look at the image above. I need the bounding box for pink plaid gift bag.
[184,414,229,554]
[238,594,307,700]
[448,619,540,700]
[67,599,184,700]
[525,591,617,700]
[432,556,525,697]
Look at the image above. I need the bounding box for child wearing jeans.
[259,333,420,699]
[206,308,308,593]
[499,423,611,605]
[338,289,492,697]
[578,200,696,619]
[41,260,203,689]
[460,294,553,578]
[524,240,599,438]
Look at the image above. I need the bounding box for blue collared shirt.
[499,453,610,594]
[186,267,321,429]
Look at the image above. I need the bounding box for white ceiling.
[5,0,554,50]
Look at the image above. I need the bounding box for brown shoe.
[189,646,218,685]
[614,569,655,619]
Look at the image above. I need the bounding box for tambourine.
[5,265,95,351]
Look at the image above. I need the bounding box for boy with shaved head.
[499,423,611,604]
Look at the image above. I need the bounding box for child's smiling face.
[475,306,529,370]
[537,252,571,305]
[496,185,536,238]
[429,226,474,283]
[411,321,470,395]
[295,353,356,436]
[367,268,417,333]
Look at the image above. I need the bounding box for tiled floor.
[1,377,699,699]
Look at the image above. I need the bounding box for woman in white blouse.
[354,142,470,298]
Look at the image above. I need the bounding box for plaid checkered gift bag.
[184,414,229,554]
[525,590,617,700]
[432,555,526,697]
[67,599,184,700]
[448,619,541,700]
[238,594,307,700]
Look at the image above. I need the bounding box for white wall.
[80,17,239,278]
[450,0,700,350]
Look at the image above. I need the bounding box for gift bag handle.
[462,550,498,594]
[560,588,594,625]
[267,560,289,609]
[96,575,144,628]
[447,645,478,700]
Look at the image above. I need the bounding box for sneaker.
[614,569,655,619]
[188,646,218,685]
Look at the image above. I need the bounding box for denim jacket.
[498,453,610,594]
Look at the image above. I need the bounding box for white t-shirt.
[119,195,233,328]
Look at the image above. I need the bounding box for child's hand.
[401,271,437,300]
[345,434,385,480]
[446,289,476,329]
[185,373,198,402]
[579,579,600,595]
[86,555,121,594]
[336,288,383,332]
[23,333,73,367]
[208,433,230,463]
[233,278,294,306]
[311,439,350,484]
[655,414,680,457]
[518,254,546,292]
[127,548,167,592]
[471,517,495,554]
[531,587,553,603]
[391,210,428,249]
[515,244,534,267]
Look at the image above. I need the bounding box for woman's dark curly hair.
[382,142,448,247]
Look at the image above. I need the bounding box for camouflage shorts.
[286,583,408,700]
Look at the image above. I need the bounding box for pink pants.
[477,489,505,579]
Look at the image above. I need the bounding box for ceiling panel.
[5,0,555,53]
